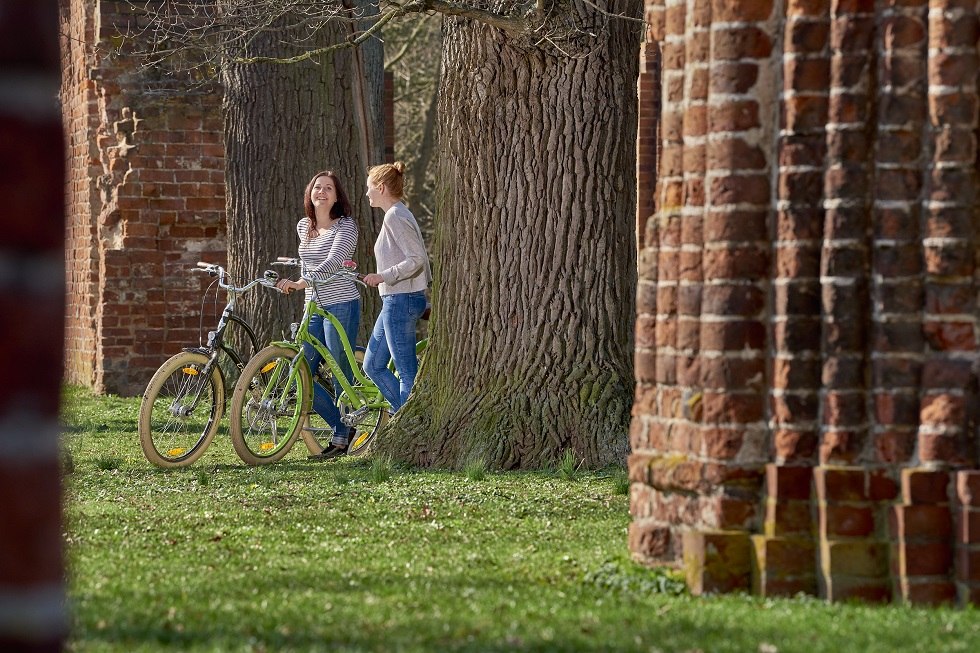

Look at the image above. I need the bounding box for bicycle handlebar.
[269,256,365,288]
[191,262,283,294]
[299,269,366,289]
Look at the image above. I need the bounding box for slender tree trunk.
[378,4,643,469]
[221,3,384,345]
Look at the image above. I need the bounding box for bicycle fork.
[170,350,219,417]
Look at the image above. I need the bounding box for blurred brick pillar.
[0,1,67,650]
[956,472,980,604]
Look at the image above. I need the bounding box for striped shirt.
[296,216,360,307]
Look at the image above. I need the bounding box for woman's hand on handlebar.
[362,273,384,288]
[276,278,306,294]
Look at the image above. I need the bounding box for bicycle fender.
[178,347,226,386]
[269,340,302,352]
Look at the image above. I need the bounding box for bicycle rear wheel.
[229,345,311,465]
[343,394,388,457]
[138,351,224,468]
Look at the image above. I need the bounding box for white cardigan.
[374,202,431,296]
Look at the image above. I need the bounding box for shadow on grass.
[71,565,705,653]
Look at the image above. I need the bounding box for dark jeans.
[303,298,360,446]
[363,291,427,412]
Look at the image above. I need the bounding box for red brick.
[897,580,956,607]
[872,430,917,465]
[752,534,816,578]
[820,540,889,577]
[819,429,866,468]
[712,26,773,60]
[766,464,813,501]
[702,392,765,424]
[765,499,814,537]
[684,530,753,595]
[821,504,876,538]
[821,574,892,603]
[902,469,951,505]
[772,428,819,463]
[628,522,672,561]
[814,467,868,502]
[892,541,953,576]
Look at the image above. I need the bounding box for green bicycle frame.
[271,299,387,414]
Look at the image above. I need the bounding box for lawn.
[63,386,980,652]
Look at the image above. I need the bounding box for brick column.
[815,467,896,601]
[637,1,662,253]
[0,2,66,650]
[630,0,676,565]
[813,0,879,604]
[819,0,875,465]
[680,0,777,594]
[871,1,927,466]
[918,0,979,465]
[753,465,817,596]
[631,0,713,566]
[772,0,830,467]
[890,469,955,604]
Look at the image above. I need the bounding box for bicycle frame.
[270,299,387,416]
[184,301,260,371]
[178,264,273,411]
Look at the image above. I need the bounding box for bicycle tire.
[344,399,388,456]
[229,345,311,465]
[138,351,224,468]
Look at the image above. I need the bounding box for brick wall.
[61,0,226,396]
[632,0,980,606]
[1,2,67,650]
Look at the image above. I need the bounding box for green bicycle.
[228,259,424,465]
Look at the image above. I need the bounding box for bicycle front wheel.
[229,345,311,465]
[138,351,224,468]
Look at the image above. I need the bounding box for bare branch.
[421,0,526,35]
[114,0,643,78]
[578,0,645,23]
[236,3,407,64]
[385,14,432,68]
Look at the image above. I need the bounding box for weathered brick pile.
[61,0,226,395]
[632,0,980,605]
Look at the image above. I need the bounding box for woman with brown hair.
[277,170,360,459]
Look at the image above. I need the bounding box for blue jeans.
[303,298,360,446]
[363,291,427,412]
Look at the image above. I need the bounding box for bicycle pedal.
[341,406,371,427]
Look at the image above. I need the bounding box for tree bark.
[376,3,643,469]
[221,2,385,346]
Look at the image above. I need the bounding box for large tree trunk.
[221,3,385,345]
[378,4,643,469]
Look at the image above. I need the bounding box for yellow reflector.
[352,433,368,448]
[260,361,278,373]
[182,367,199,376]
[260,442,275,451]
[167,448,186,456]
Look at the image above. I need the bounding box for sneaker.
[308,444,348,461]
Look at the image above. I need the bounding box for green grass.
[63,386,980,652]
